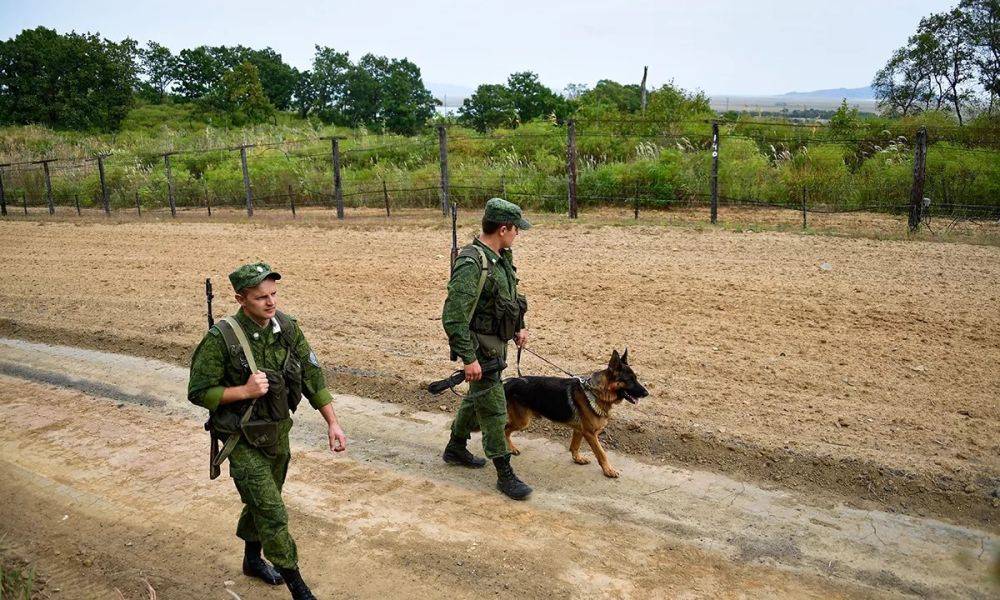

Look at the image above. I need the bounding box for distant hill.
[427,82,474,106]
[780,86,875,100]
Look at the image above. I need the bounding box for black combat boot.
[442,435,487,468]
[277,567,317,600]
[242,541,284,585]
[493,455,532,500]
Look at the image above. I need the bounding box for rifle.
[205,278,215,329]
[428,356,507,395]
[204,277,220,479]
[449,202,458,272]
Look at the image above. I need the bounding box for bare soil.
[0,209,997,536]
[0,340,995,598]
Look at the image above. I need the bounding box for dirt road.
[0,213,997,530]
[0,338,996,599]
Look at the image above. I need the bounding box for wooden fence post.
[567,119,578,218]
[164,153,177,218]
[331,138,344,219]
[34,159,56,215]
[289,184,296,218]
[0,164,7,217]
[240,145,254,217]
[438,125,450,216]
[23,191,28,215]
[801,187,808,229]
[634,184,640,220]
[135,191,141,216]
[75,193,80,216]
[383,179,391,217]
[908,127,927,232]
[710,121,719,224]
[97,155,110,216]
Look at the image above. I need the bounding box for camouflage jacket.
[187,309,333,412]
[441,237,525,365]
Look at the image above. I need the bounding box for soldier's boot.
[493,455,532,500]
[442,435,487,468]
[242,541,284,585]
[277,567,317,600]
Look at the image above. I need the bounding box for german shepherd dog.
[503,349,648,478]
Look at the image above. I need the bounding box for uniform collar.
[473,237,512,265]
[234,309,281,334]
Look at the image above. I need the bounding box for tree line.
[873,0,999,124]
[0,27,709,135]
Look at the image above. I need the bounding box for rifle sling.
[212,316,261,469]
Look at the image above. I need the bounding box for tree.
[201,62,275,125]
[506,71,566,122]
[138,41,176,102]
[307,46,351,123]
[578,80,643,112]
[0,27,137,131]
[380,58,436,134]
[961,0,1000,114]
[829,99,862,136]
[173,46,224,100]
[458,84,518,131]
[873,45,933,116]
[918,9,976,125]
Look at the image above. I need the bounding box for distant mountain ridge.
[779,86,875,100]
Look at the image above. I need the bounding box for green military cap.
[229,261,282,292]
[483,197,532,230]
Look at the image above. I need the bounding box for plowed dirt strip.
[0,375,868,600]
[0,214,997,530]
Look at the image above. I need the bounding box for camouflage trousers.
[451,369,510,460]
[228,420,297,569]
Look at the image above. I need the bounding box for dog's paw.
[509,446,521,456]
[572,455,590,465]
[602,466,620,478]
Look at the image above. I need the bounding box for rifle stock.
[428,356,507,395]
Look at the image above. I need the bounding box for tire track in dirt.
[0,338,996,598]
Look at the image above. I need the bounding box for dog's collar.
[574,375,608,418]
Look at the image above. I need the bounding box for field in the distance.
[0,208,997,531]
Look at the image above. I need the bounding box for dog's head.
[604,348,649,405]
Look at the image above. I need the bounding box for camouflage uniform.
[188,268,332,570]
[442,200,530,460]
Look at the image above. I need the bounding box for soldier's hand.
[464,360,483,382]
[328,423,347,453]
[514,329,529,349]
[243,372,269,398]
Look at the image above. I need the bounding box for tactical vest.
[208,311,304,436]
[455,243,527,357]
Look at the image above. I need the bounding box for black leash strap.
[519,345,579,379]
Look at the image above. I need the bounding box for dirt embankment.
[0,212,997,531]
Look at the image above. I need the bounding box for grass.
[0,535,37,600]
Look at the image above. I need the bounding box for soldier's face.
[236,278,278,324]
[498,224,519,249]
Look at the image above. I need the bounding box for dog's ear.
[609,349,621,370]
[622,347,629,364]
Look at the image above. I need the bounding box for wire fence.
[1,120,998,232]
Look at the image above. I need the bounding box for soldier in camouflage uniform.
[188,262,347,600]
[441,198,533,500]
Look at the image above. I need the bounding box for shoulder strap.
[274,311,297,348]
[464,245,491,324]
[219,316,258,373]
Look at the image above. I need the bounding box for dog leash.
[517,346,602,413]
[517,345,580,379]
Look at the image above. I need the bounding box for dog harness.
[566,374,608,424]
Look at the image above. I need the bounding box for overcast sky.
[1,0,955,96]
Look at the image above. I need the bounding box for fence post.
[634,185,640,220]
[0,164,7,217]
[23,191,28,215]
[75,193,80,216]
[438,125,449,216]
[567,119,578,218]
[288,184,296,218]
[801,187,807,229]
[164,153,177,218]
[710,121,719,224]
[97,155,110,216]
[331,138,344,219]
[383,179,391,217]
[908,127,927,232]
[240,145,254,217]
[135,191,141,216]
[36,159,56,215]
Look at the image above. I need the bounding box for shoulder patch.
[308,350,320,367]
